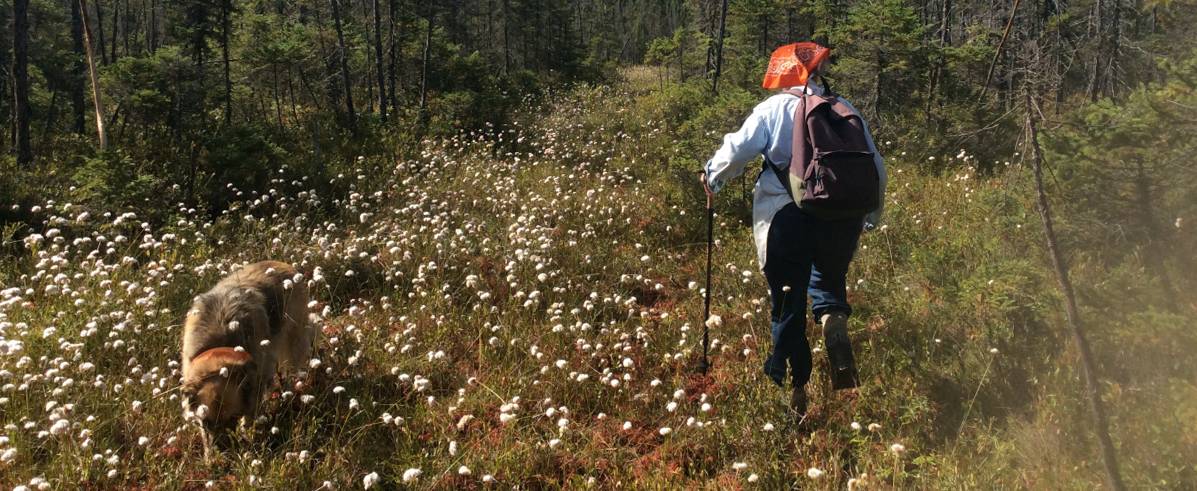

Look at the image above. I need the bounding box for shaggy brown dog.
[180,261,314,445]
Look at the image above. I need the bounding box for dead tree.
[1025,92,1126,491]
[80,0,109,150]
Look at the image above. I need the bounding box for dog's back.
[181,261,313,428]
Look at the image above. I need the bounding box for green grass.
[1,73,1194,490]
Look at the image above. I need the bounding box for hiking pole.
[701,174,713,375]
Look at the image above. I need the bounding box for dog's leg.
[199,424,213,464]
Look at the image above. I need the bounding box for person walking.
[701,42,886,419]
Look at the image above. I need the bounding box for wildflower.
[850,421,862,431]
[867,423,882,432]
[747,474,759,482]
[807,467,824,479]
[458,466,471,476]
[704,315,722,329]
[732,462,748,471]
[49,419,70,436]
[890,443,906,454]
[658,427,672,436]
[762,422,774,431]
[402,468,421,483]
[549,438,562,449]
[362,471,380,489]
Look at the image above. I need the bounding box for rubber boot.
[791,385,808,422]
[821,312,859,389]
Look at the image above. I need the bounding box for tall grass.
[0,73,1193,489]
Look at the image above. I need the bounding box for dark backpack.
[766,89,880,218]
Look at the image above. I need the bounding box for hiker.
[701,42,886,417]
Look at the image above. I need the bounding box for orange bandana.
[762,42,831,89]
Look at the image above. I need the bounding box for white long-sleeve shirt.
[704,83,886,270]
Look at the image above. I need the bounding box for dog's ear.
[191,347,254,375]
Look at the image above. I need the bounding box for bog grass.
[0,74,1194,489]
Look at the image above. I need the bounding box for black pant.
[762,204,863,387]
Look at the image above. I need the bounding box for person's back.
[702,41,886,421]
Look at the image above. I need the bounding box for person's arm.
[703,106,771,194]
[862,121,886,230]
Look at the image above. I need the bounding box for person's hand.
[699,172,714,202]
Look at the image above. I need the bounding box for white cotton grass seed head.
[402,468,422,483]
[807,467,825,479]
[362,472,380,489]
[704,314,722,329]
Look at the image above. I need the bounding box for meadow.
[1,73,1194,489]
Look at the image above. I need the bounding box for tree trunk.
[109,0,119,61]
[331,0,356,129]
[122,0,130,55]
[148,0,158,52]
[71,0,88,134]
[388,0,398,114]
[372,0,387,122]
[13,0,32,166]
[1103,0,1122,98]
[79,0,108,150]
[1025,92,1125,491]
[502,0,511,72]
[419,7,434,126]
[94,0,109,64]
[927,0,951,118]
[710,0,729,94]
[1087,0,1105,102]
[221,0,233,124]
[272,64,283,128]
[979,0,1022,103]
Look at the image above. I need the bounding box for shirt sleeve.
[704,105,771,194]
[861,119,887,229]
